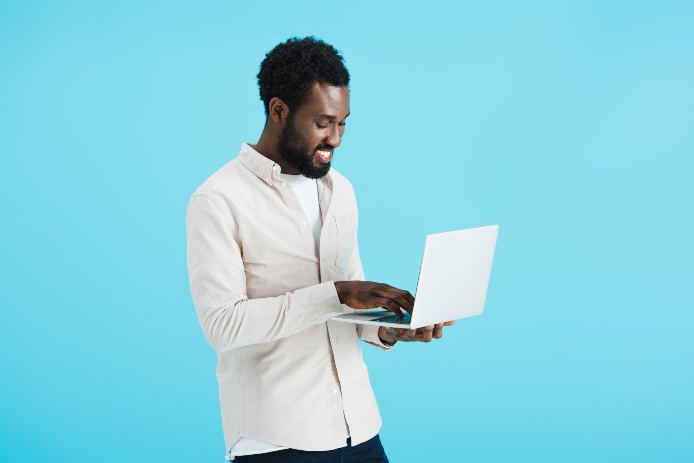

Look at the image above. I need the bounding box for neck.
[252,126,300,175]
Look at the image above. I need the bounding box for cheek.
[295,122,324,150]
[301,124,322,142]
[308,128,324,143]
[307,134,323,151]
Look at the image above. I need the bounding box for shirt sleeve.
[345,214,395,351]
[186,194,345,352]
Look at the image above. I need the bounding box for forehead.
[297,82,350,117]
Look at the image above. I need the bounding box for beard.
[276,114,332,179]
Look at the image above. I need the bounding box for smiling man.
[186,37,453,463]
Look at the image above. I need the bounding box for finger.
[378,285,415,310]
[433,323,444,339]
[377,298,404,318]
[392,328,409,342]
[393,292,414,315]
[443,320,456,326]
[384,327,407,343]
[376,291,414,316]
[392,290,415,315]
[419,325,434,343]
[388,328,406,341]
[402,290,415,307]
[404,329,417,341]
[393,328,411,341]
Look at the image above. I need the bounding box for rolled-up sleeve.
[186,193,345,352]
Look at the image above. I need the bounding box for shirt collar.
[238,143,278,186]
[237,142,333,189]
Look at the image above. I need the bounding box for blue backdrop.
[1,1,692,462]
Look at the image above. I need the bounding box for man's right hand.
[334,281,415,318]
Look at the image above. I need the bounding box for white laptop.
[331,225,499,329]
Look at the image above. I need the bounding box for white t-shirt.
[279,173,322,255]
[229,172,323,460]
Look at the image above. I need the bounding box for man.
[186,37,454,463]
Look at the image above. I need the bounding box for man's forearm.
[194,282,344,352]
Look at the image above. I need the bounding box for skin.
[254,82,347,175]
[252,82,454,345]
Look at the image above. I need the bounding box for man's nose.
[326,125,341,148]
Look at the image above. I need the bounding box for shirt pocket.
[334,216,357,275]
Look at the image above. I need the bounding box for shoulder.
[187,157,255,229]
[191,158,245,198]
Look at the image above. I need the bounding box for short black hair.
[257,37,350,117]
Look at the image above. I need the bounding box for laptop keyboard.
[375,314,412,325]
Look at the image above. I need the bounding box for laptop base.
[331,309,414,329]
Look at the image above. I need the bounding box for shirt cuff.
[306,281,345,319]
[359,324,396,351]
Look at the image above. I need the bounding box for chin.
[302,164,331,179]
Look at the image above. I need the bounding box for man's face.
[276,83,350,179]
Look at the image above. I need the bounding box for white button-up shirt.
[186,143,391,459]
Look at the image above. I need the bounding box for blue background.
[1,1,692,462]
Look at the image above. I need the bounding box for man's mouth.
[315,149,333,163]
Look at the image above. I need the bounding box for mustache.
[314,144,334,152]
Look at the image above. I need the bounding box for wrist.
[333,281,345,304]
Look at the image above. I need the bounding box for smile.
[316,149,333,163]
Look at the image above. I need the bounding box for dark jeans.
[234,434,389,463]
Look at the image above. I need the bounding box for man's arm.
[187,194,416,352]
[186,194,345,352]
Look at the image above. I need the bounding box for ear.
[268,97,290,125]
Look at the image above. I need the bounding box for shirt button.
[302,220,307,226]
[264,176,270,182]
[281,181,287,187]
[332,389,337,395]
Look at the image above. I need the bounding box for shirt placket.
[317,176,352,441]
[317,177,334,283]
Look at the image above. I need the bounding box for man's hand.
[334,281,414,318]
[378,320,456,345]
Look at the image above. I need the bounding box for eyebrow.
[316,112,350,120]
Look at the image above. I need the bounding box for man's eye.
[315,123,328,129]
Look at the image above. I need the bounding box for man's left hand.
[378,320,455,345]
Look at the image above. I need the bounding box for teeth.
[317,150,330,158]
